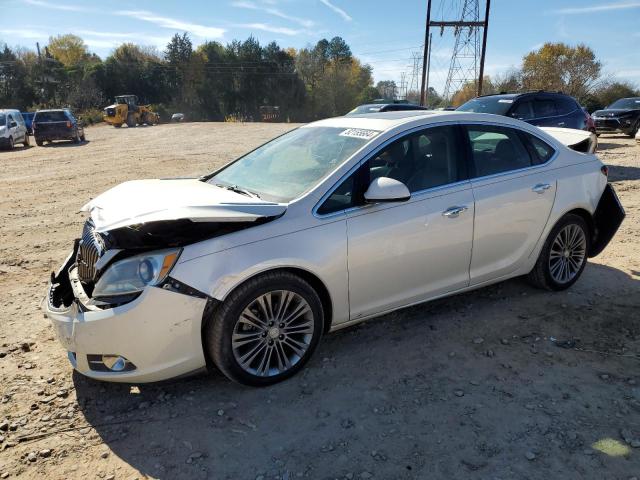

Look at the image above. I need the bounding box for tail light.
[601,165,609,178]
[66,121,72,128]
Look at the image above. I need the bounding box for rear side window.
[0,114,5,126]
[510,100,534,120]
[520,132,555,164]
[534,99,557,118]
[34,111,68,122]
[556,97,578,115]
[464,125,532,177]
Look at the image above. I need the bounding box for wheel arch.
[210,266,334,333]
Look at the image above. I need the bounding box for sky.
[1,0,639,96]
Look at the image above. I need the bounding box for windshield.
[0,114,5,127]
[457,97,515,115]
[607,98,640,109]
[34,111,68,122]
[208,126,374,202]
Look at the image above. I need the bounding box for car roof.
[307,110,531,132]
[35,109,69,112]
[0,109,20,113]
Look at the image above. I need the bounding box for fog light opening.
[103,355,127,372]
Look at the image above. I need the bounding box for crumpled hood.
[81,179,286,232]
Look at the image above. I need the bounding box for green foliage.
[0,34,374,122]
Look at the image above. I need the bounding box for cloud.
[22,0,90,12]
[234,23,302,35]
[77,30,171,49]
[0,28,46,39]
[232,1,314,27]
[115,10,225,39]
[552,1,640,14]
[319,0,352,21]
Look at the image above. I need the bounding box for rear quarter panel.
[518,152,605,274]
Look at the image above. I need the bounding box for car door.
[318,125,474,320]
[6,114,18,141]
[463,123,557,285]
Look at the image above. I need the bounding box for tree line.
[448,42,639,112]
[0,33,379,122]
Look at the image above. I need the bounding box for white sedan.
[45,111,625,386]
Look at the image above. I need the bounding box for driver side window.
[317,126,464,215]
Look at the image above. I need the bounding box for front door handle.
[532,183,551,194]
[557,122,565,127]
[442,206,468,218]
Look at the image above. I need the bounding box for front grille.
[76,220,105,284]
[595,119,620,130]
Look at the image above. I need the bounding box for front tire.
[35,138,43,146]
[205,271,324,386]
[126,113,136,128]
[527,214,590,291]
[7,136,14,150]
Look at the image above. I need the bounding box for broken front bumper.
[44,254,209,383]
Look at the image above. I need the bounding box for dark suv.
[591,97,640,137]
[33,109,85,146]
[457,91,592,132]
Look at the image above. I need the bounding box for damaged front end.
[49,213,282,311]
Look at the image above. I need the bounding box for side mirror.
[364,177,410,203]
[10,121,17,128]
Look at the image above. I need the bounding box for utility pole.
[420,0,491,103]
[419,0,432,106]
[477,0,491,96]
[424,33,432,106]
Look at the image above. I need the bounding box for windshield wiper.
[215,184,261,199]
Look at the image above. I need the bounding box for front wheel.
[527,214,590,291]
[35,137,43,146]
[205,272,324,386]
[627,121,639,138]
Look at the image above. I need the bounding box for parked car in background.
[457,91,593,131]
[0,109,29,149]
[171,113,185,122]
[591,97,640,137]
[347,103,429,115]
[21,112,35,135]
[45,111,624,386]
[33,109,85,146]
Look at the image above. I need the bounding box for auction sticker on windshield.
[339,128,380,140]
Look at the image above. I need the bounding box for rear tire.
[23,135,30,147]
[205,271,324,386]
[628,121,639,138]
[527,214,590,291]
[126,114,136,128]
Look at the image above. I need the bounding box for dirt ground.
[0,123,639,480]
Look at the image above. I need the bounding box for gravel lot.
[0,123,639,480]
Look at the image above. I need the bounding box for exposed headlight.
[92,249,180,297]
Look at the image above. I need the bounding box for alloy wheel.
[231,290,315,377]
[548,224,586,284]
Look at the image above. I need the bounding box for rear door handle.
[442,206,468,218]
[532,183,551,194]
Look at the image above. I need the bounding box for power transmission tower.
[420,0,491,104]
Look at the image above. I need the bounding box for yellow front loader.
[103,95,160,128]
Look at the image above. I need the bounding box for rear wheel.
[23,134,30,147]
[126,113,136,128]
[205,271,324,386]
[528,214,590,291]
[628,121,639,138]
